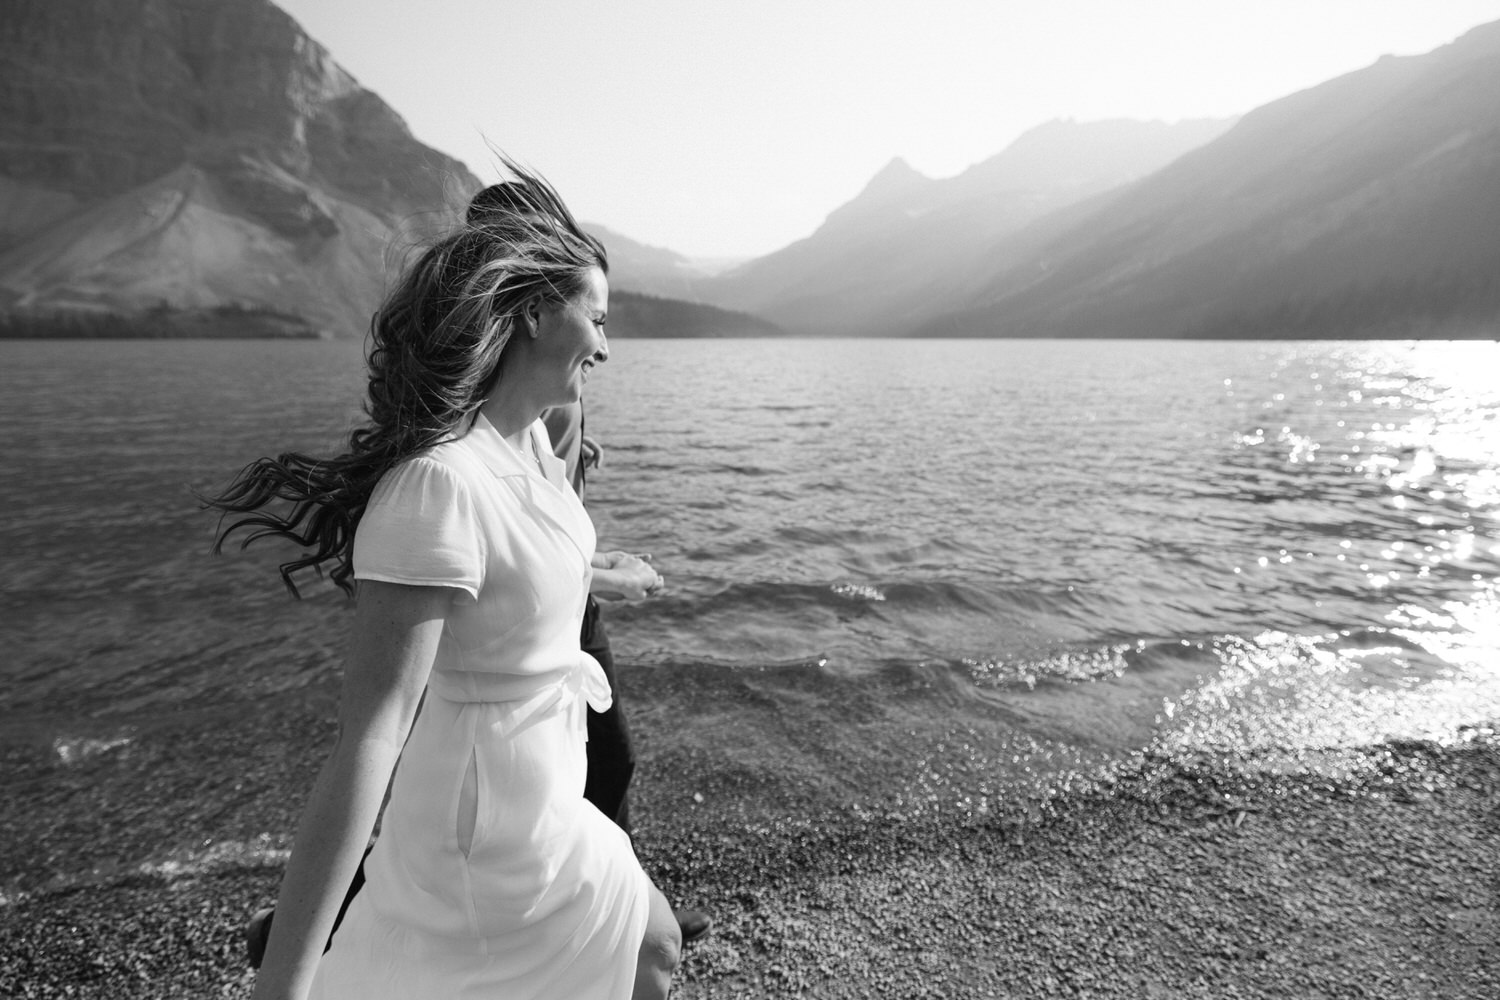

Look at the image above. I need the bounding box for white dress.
[308,413,650,1000]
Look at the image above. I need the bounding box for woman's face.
[529,266,609,407]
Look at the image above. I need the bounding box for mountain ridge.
[699,117,1237,334]
[5,2,1493,341]
[910,19,1500,339]
[0,0,771,339]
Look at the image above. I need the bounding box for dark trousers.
[581,595,636,834]
[325,596,635,942]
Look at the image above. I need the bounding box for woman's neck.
[478,385,544,444]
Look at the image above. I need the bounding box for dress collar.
[465,411,594,564]
[466,411,571,492]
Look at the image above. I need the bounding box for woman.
[206,164,680,1000]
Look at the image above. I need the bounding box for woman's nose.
[594,335,609,363]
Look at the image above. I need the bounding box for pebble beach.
[3,670,1495,999]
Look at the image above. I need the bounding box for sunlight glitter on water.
[1142,343,1500,761]
[1155,582,1500,763]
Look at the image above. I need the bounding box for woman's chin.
[549,381,584,409]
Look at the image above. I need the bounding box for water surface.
[2,338,1497,800]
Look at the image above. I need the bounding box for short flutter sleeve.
[353,456,485,600]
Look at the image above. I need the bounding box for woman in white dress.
[206,164,680,1000]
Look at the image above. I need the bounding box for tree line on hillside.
[0,294,785,340]
[1188,269,1500,340]
[605,291,784,338]
[0,303,326,339]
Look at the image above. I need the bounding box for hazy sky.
[273,0,1500,259]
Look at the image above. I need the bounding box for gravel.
[3,685,1495,999]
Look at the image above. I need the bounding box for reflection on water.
[1156,343,1500,755]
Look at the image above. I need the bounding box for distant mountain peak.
[854,157,929,202]
[872,155,924,182]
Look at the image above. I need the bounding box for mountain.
[699,118,1235,335]
[0,0,479,337]
[913,21,1500,339]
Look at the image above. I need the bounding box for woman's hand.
[590,550,664,601]
[579,434,604,471]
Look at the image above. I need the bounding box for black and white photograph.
[3,1,1499,997]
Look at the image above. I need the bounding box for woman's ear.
[522,298,542,338]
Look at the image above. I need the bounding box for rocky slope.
[0,0,479,337]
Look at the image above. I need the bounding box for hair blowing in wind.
[200,161,608,596]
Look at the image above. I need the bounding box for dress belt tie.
[565,651,614,742]
[434,652,611,741]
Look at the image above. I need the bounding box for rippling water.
[2,338,1498,791]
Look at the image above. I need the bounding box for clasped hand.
[590,550,665,602]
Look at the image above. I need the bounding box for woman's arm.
[251,581,455,1000]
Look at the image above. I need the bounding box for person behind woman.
[205,163,680,1000]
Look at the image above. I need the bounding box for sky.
[272,0,1500,260]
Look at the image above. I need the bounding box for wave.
[631,598,1500,767]
[622,575,1088,636]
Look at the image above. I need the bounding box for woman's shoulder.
[370,447,479,509]
[410,423,502,474]
[421,436,482,472]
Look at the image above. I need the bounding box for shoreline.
[2,693,1495,998]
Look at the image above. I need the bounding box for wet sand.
[2,680,1496,999]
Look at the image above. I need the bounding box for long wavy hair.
[202,162,608,597]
